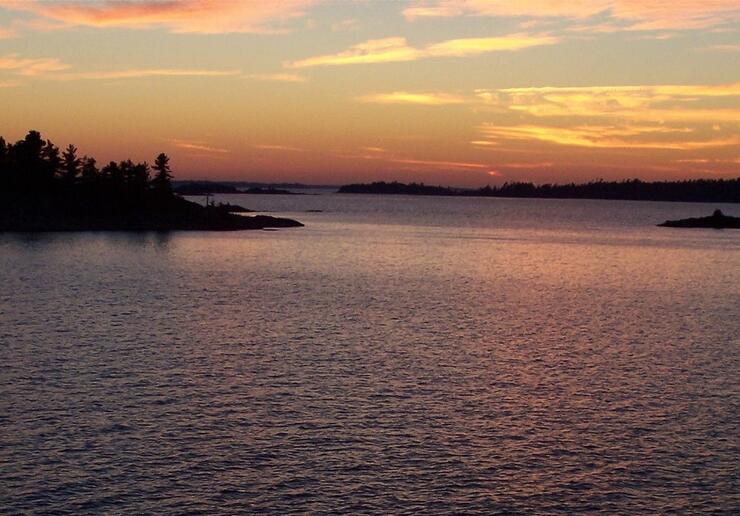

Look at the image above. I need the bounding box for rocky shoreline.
[0,195,303,232]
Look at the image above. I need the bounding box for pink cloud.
[170,139,230,154]
[0,0,318,34]
[253,144,304,152]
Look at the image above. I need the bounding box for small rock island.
[658,210,740,229]
[0,131,302,232]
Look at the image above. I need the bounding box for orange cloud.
[289,37,421,67]
[359,91,468,105]
[676,158,740,164]
[478,123,740,150]
[425,33,559,56]
[0,0,317,34]
[470,140,499,147]
[404,1,740,31]
[501,162,555,169]
[477,83,740,122]
[288,33,558,68]
[245,73,307,82]
[467,82,740,166]
[499,83,740,97]
[391,157,488,170]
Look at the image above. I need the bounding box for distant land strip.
[173,181,333,195]
[337,179,740,203]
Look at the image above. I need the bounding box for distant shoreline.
[174,182,303,196]
[337,180,740,204]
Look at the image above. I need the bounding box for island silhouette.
[659,210,740,229]
[0,131,302,232]
[338,179,740,203]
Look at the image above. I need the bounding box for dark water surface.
[1,195,738,513]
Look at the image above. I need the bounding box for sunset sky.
[1,0,738,186]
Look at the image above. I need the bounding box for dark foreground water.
[1,195,738,513]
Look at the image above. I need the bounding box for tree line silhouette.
[0,130,301,231]
[1,130,173,203]
[339,178,740,203]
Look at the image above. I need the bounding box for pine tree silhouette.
[152,153,173,197]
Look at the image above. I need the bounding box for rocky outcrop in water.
[658,210,740,229]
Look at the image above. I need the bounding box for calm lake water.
[1,194,738,513]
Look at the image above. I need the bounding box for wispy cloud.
[61,68,241,80]
[478,123,740,150]
[170,139,230,154]
[497,83,740,97]
[287,33,558,68]
[359,91,468,105]
[0,53,70,75]
[476,83,740,122]
[676,158,740,164]
[253,144,304,152]
[250,79,740,161]
[470,140,499,147]
[288,37,420,67]
[425,34,559,56]
[403,1,740,31]
[338,146,489,172]
[501,162,555,169]
[703,43,740,52]
[0,54,241,81]
[245,73,307,82]
[467,82,740,153]
[0,0,318,34]
[391,157,488,170]
[331,18,359,32]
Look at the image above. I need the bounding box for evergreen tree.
[42,140,61,182]
[131,162,150,200]
[80,156,98,182]
[132,162,150,190]
[61,144,80,183]
[120,159,136,184]
[151,153,172,196]
[101,161,123,190]
[0,136,7,177]
[11,130,46,188]
[16,131,44,162]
